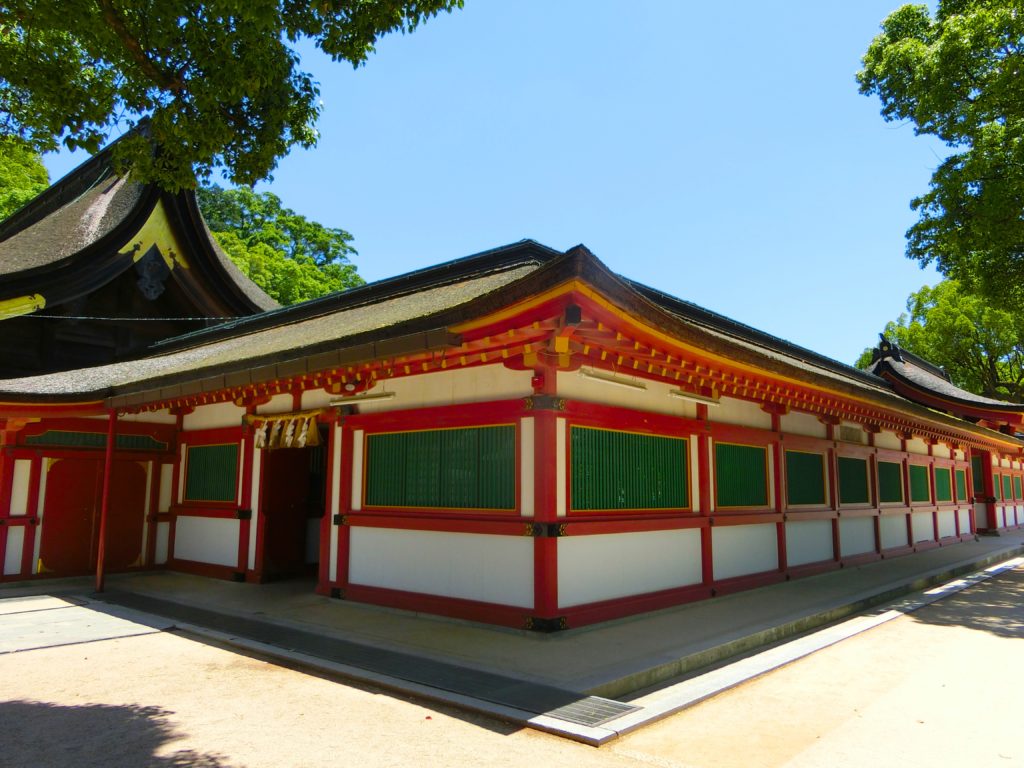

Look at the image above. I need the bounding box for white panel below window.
[839,517,875,557]
[912,512,935,543]
[173,516,239,567]
[712,524,777,581]
[958,508,971,535]
[785,519,833,566]
[154,522,170,565]
[558,529,701,608]
[879,515,908,550]
[3,527,24,575]
[349,528,533,608]
[937,509,957,539]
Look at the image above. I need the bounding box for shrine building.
[2,157,1023,630]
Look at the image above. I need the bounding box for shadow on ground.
[908,566,1024,639]
[0,700,228,767]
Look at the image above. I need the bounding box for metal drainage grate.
[542,696,641,728]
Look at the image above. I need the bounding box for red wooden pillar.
[531,370,560,624]
[334,420,354,596]
[94,410,117,593]
[770,412,787,573]
[697,405,713,588]
[236,418,256,576]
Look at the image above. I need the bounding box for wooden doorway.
[258,440,327,581]
[39,459,148,577]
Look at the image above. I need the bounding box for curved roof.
[0,135,276,313]
[867,339,1024,425]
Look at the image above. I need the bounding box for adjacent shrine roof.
[0,137,276,311]
[867,337,1024,426]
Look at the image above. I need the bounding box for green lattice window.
[838,456,870,505]
[970,455,985,495]
[1015,476,1022,500]
[934,467,953,503]
[785,450,826,506]
[878,461,903,504]
[955,469,968,502]
[715,443,768,508]
[1003,474,1014,501]
[184,444,239,503]
[570,427,688,510]
[994,473,1001,499]
[909,464,931,503]
[365,425,515,510]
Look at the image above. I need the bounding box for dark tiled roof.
[0,173,144,276]
[0,263,540,399]
[870,356,1024,410]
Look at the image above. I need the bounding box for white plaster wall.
[557,369,698,418]
[3,527,24,575]
[712,523,778,581]
[158,464,174,513]
[954,449,965,461]
[9,459,31,515]
[839,517,875,557]
[937,509,957,539]
[247,448,262,570]
[520,417,535,517]
[154,522,170,565]
[999,457,1011,468]
[182,402,245,431]
[780,411,827,439]
[348,527,533,607]
[117,410,177,424]
[911,511,935,543]
[906,438,930,456]
[314,366,534,414]
[173,516,240,567]
[558,529,702,608]
[838,422,867,445]
[874,431,902,451]
[932,444,951,460]
[255,393,294,415]
[785,520,833,566]
[880,515,908,549]
[329,424,341,581]
[958,508,971,535]
[711,397,772,430]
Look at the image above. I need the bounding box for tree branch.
[96,0,183,92]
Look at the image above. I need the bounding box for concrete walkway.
[3,531,1023,744]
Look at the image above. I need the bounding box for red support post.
[95,410,117,593]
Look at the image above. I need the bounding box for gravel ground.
[1,566,1021,768]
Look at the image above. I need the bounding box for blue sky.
[45,1,945,366]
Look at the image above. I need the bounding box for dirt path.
[1,567,1021,767]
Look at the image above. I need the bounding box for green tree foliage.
[197,185,363,305]
[858,1,1024,303]
[855,280,1024,401]
[0,136,48,219]
[0,1,463,191]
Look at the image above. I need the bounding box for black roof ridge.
[0,130,141,243]
[892,345,950,381]
[625,278,887,390]
[148,238,561,353]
